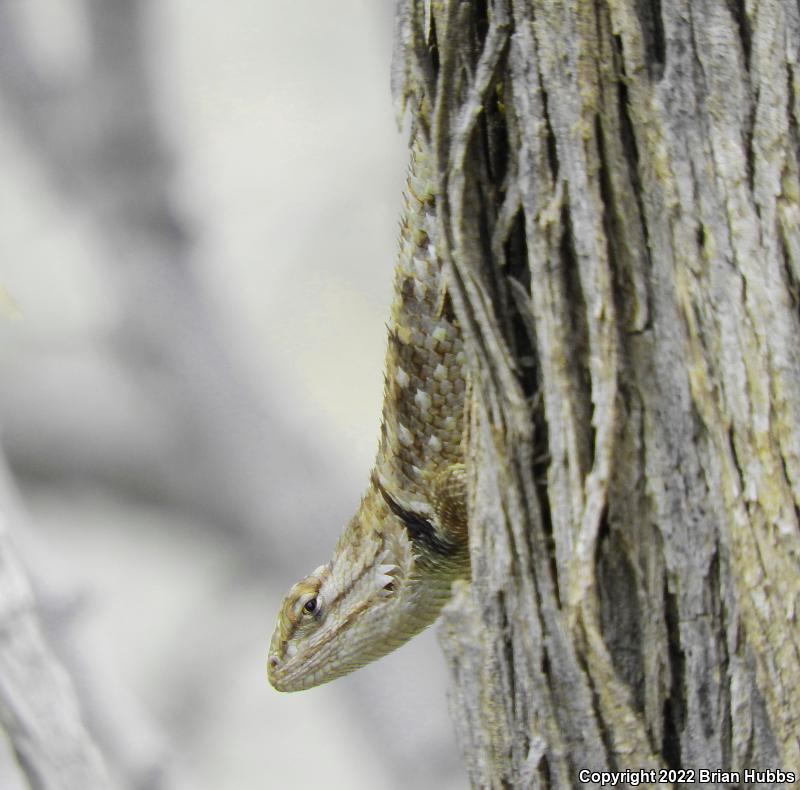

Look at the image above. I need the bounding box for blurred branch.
[0,0,341,562]
[0,456,116,790]
[13,518,185,790]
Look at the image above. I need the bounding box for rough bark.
[393,0,800,786]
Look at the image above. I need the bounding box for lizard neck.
[268,134,469,692]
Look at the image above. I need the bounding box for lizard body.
[267,137,470,692]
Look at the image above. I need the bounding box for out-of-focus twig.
[0,458,116,790]
[0,0,341,564]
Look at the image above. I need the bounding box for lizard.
[267,133,470,692]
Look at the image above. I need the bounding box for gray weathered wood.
[394,0,800,786]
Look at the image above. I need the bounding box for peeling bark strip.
[393,0,800,786]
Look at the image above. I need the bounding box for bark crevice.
[633,0,666,78]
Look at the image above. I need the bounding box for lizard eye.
[303,597,318,614]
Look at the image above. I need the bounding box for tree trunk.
[392,0,800,786]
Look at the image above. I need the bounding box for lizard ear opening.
[376,561,399,597]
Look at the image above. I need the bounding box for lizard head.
[267,477,467,692]
[266,506,443,691]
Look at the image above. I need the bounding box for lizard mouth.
[267,650,300,691]
[267,654,283,689]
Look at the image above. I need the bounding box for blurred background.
[0,1,465,788]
